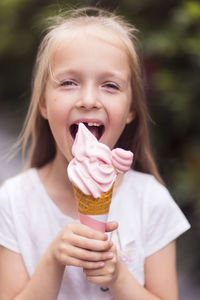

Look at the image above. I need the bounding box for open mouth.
[70,122,104,140]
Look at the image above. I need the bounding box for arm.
[0,223,114,300]
[144,241,178,299]
[0,246,30,299]
[0,245,65,300]
[84,240,178,300]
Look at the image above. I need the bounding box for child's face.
[41,27,134,163]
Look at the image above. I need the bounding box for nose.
[76,83,101,110]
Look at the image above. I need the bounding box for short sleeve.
[143,177,190,257]
[0,184,20,253]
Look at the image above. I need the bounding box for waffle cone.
[73,184,114,215]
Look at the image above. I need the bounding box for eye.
[60,80,77,87]
[103,82,119,90]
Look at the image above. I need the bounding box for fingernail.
[107,252,113,259]
[99,262,105,267]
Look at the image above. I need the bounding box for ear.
[126,110,136,124]
[39,99,48,119]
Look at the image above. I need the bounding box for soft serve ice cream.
[67,123,133,232]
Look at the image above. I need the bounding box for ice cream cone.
[73,184,114,232]
[73,184,113,215]
[68,123,133,232]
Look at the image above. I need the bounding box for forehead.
[51,24,129,61]
[50,25,131,76]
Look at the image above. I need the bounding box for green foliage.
[142,1,200,216]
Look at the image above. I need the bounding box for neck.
[42,151,71,189]
[37,151,78,218]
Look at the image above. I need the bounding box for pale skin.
[0,26,178,299]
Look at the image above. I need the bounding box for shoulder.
[120,169,168,204]
[124,168,162,187]
[123,169,186,216]
[122,169,161,191]
[0,168,37,207]
[1,168,36,186]
[0,168,41,235]
[116,169,190,231]
[1,168,36,189]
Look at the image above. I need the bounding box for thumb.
[105,221,118,233]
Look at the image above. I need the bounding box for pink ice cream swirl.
[67,123,133,198]
[111,148,133,173]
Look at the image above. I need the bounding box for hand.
[83,221,120,286]
[49,222,114,270]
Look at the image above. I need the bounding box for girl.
[0,7,190,300]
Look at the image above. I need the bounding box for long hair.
[19,7,163,183]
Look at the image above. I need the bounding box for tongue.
[86,125,99,139]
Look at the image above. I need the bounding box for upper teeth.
[75,122,101,127]
[87,122,101,126]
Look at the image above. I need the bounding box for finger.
[105,221,118,233]
[60,254,105,269]
[70,223,108,241]
[65,244,114,262]
[72,235,113,252]
[83,251,116,276]
[83,267,106,277]
[71,258,105,269]
[86,274,111,284]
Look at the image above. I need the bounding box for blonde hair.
[19,7,163,183]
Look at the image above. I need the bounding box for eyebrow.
[100,71,128,81]
[53,69,79,79]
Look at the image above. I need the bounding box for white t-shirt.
[0,168,190,300]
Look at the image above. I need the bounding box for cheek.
[110,99,132,125]
[46,104,68,146]
[47,98,67,124]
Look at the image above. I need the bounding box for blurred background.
[0,0,199,298]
